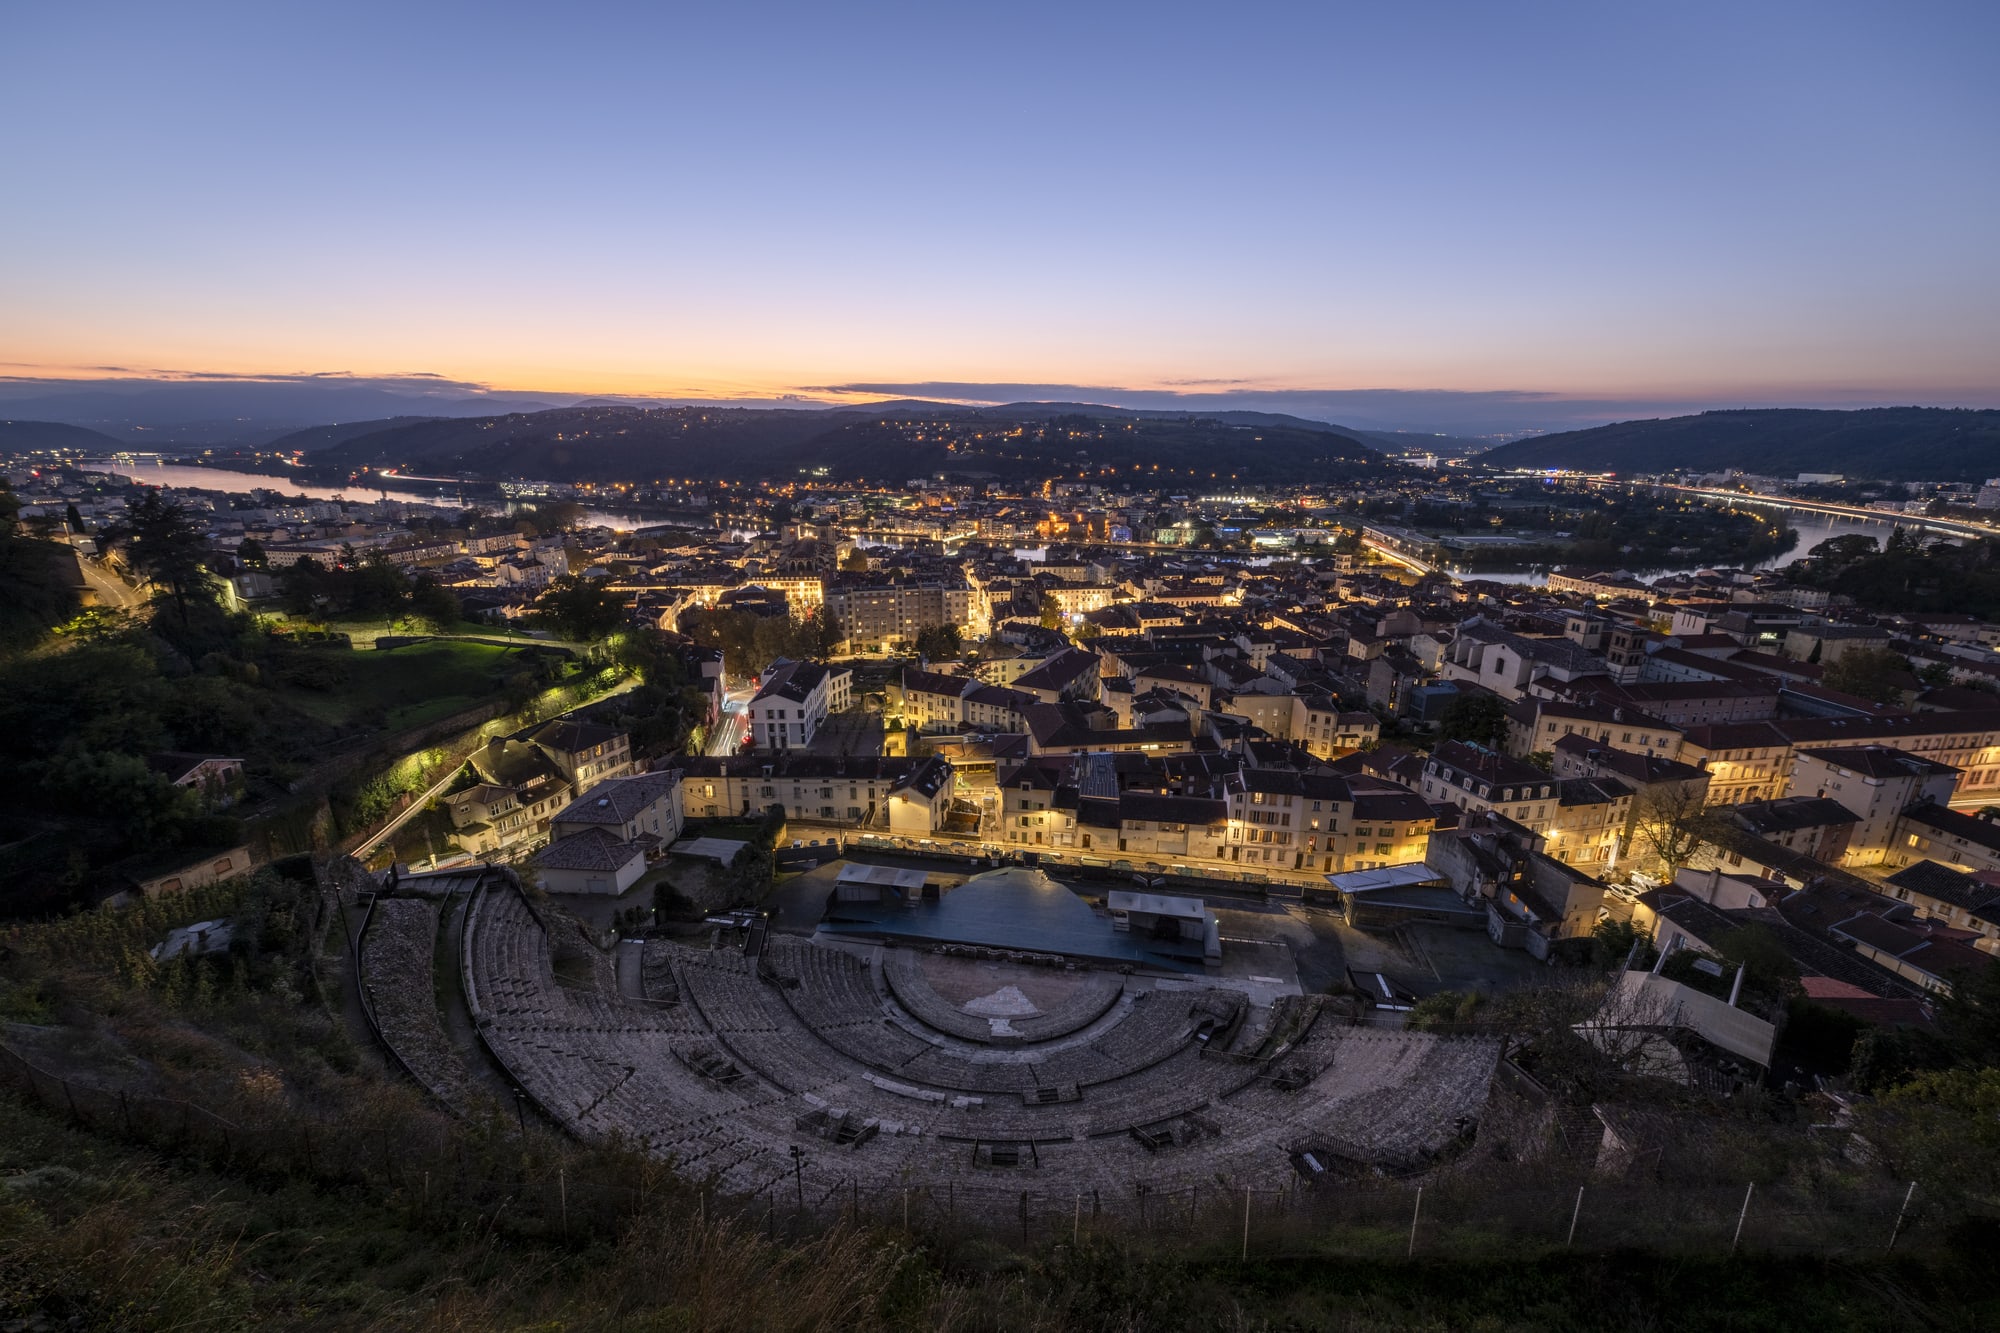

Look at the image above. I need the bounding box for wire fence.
[738,1171,1930,1261]
[3,1037,1954,1261]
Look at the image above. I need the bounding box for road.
[352,764,465,861]
[705,688,753,755]
[352,673,645,862]
[1609,481,1999,542]
[1359,536,1441,577]
[72,548,144,610]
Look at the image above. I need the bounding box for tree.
[1711,923,1802,1001]
[64,502,84,534]
[914,623,962,661]
[1934,953,2000,1068]
[1039,593,1063,631]
[531,574,628,641]
[279,555,332,616]
[1436,691,1509,747]
[1627,780,1715,878]
[408,575,462,631]
[345,553,411,619]
[801,610,839,659]
[236,537,267,569]
[1807,533,1879,568]
[114,492,215,627]
[1821,647,1915,705]
[0,482,82,651]
[510,501,584,536]
[840,547,870,573]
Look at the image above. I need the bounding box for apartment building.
[679,754,948,831]
[750,659,853,751]
[1786,745,1959,866]
[826,572,980,650]
[899,667,1037,734]
[1678,710,2000,807]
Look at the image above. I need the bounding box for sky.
[3,1,1997,434]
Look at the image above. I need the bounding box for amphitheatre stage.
[369,867,1507,1215]
[818,864,1214,971]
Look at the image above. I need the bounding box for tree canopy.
[1436,691,1510,748]
[0,481,82,652]
[529,574,629,641]
[110,492,215,626]
[914,623,963,661]
[1820,647,1916,705]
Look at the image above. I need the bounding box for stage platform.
[819,865,1208,971]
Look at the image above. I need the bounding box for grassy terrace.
[277,639,536,731]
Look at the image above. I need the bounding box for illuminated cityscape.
[2,4,1997,1329]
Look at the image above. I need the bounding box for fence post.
[904,1188,910,1232]
[1241,1187,1251,1262]
[1408,1185,1423,1259]
[1567,1185,1584,1247]
[1073,1193,1080,1247]
[1731,1182,1755,1253]
[559,1168,567,1239]
[1887,1181,1916,1251]
[1020,1191,1030,1246]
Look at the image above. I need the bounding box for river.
[1445,507,1957,588]
[85,459,1962,578]
[83,458,653,532]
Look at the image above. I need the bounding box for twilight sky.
[3,1,1997,433]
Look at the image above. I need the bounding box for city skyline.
[5,2,1998,427]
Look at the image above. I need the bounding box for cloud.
[0,365,499,394]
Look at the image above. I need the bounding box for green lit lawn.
[280,638,529,730]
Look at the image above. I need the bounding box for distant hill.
[0,381,562,447]
[855,399,1488,458]
[310,404,1388,484]
[1474,407,2000,482]
[264,416,447,453]
[0,419,128,454]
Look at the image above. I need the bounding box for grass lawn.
[281,638,529,729]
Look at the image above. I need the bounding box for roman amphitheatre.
[355,859,1503,1214]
